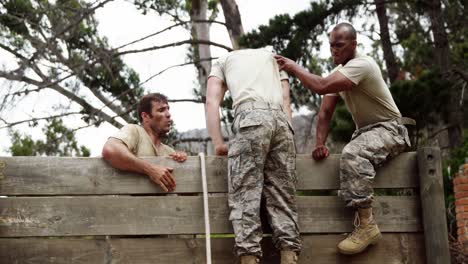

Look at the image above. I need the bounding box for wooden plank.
[417,148,451,264]
[0,156,227,195]
[297,152,418,190]
[0,196,421,237]
[0,153,418,195]
[0,233,426,263]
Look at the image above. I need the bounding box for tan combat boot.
[280,250,298,264]
[240,255,259,264]
[337,207,382,255]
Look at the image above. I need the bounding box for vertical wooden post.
[417,147,451,263]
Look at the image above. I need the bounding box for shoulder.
[347,54,373,70]
[160,143,176,155]
[121,124,142,134]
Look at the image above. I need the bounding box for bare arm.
[206,76,228,155]
[102,138,176,192]
[275,55,355,95]
[281,79,293,123]
[312,95,339,160]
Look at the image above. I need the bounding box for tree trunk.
[428,0,450,70]
[375,0,398,84]
[190,0,211,100]
[427,0,463,148]
[220,0,244,50]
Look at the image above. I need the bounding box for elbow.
[305,79,329,95]
[101,142,114,161]
[316,89,328,96]
[316,79,331,95]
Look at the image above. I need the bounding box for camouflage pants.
[338,120,411,208]
[228,107,301,257]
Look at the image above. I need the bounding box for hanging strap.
[198,152,212,264]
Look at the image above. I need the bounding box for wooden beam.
[0,196,421,237]
[417,147,451,264]
[0,234,426,263]
[0,153,418,195]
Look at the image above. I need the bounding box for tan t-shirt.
[336,53,401,128]
[110,124,175,156]
[209,48,288,107]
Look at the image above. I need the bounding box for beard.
[150,122,171,137]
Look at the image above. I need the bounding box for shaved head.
[329,23,357,65]
[332,23,357,40]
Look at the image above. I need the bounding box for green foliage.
[134,0,184,15]
[240,0,364,61]
[391,70,452,145]
[0,0,40,35]
[9,131,36,156]
[9,118,90,157]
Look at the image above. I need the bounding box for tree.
[0,0,144,129]
[375,0,398,83]
[9,118,90,156]
[0,0,238,155]
[0,0,234,131]
[220,0,244,49]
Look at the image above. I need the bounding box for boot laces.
[348,211,364,242]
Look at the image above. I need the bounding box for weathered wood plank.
[0,234,426,264]
[0,196,421,237]
[0,152,418,195]
[417,148,451,264]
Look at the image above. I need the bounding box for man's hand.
[274,55,299,74]
[146,164,176,192]
[215,143,228,156]
[312,145,329,161]
[169,151,188,163]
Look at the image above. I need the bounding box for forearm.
[283,102,293,123]
[206,102,224,146]
[315,112,333,146]
[102,140,152,175]
[292,66,327,95]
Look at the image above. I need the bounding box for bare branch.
[50,0,113,40]
[139,57,217,86]
[453,67,468,82]
[116,39,233,56]
[0,70,124,128]
[116,19,226,50]
[0,111,81,129]
[168,99,203,103]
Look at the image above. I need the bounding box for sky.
[1,0,371,157]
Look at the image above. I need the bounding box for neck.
[142,124,162,146]
[344,50,357,65]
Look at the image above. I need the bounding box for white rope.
[199,152,212,264]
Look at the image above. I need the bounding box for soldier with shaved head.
[275,23,414,255]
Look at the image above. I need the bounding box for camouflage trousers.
[228,105,301,257]
[339,119,411,208]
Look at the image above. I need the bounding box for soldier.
[206,48,301,264]
[102,93,187,192]
[275,22,414,255]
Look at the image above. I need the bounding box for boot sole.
[337,232,383,255]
